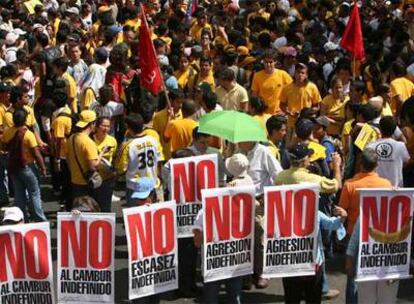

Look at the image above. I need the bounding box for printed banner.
[202,186,255,283]
[170,154,218,237]
[262,184,320,278]
[0,222,55,303]
[57,213,116,304]
[357,189,414,282]
[123,201,178,300]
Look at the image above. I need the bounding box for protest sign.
[123,201,178,300]
[0,222,54,303]
[202,186,255,283]
[170,154,218,237]
[57,213,116,304]
[262,184,319,278]
[357,189,414,282]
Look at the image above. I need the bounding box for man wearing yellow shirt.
[0,82,11,204]
[1,109,47,221]
[53,57,78,113]
[153,89,184,160]
[280,63,321,144]
[189,11,212,40]
[66,110,102,210]
[165,99,198,153]
[216,68,249,111]
[251,50,292,114]
[51,91,72,210]
[187,57,215,97]
[390,61,414,116]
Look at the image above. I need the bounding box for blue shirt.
[346,218,360,258]
[317,211,346,265]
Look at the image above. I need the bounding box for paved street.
[37,180,414,304]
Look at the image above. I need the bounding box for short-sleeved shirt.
[0,103,9,127]
[216,83,249,111]
[251,69,292,114]
[116,134,162,189]
[339,172,392,235]
[280,81,322,127]
[367,138,410,187]
[153,108,182,160]
[164,118,198,152]
[62,72,79,114]
[93,134,117,163]
[66,133,99,185]
[390,76,414,113]
[3,105,36,129]
[51,106,72,158]
[321,94,348,135]
[1,127,38,164]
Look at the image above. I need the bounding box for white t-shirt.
[91,101,124,118]
[367,138,410,187]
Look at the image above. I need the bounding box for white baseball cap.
[2,207,24,223]
[225,153,249,178]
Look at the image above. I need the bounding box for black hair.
[96,116,111,127]
[181,99,197,117]
[202,92,217,111]
[352,80,366,94]
[391,61,406,77]
[53,57,69,71]
[13,108,27,127]
[125,113,144,134]
[138,101,156,124]
[361,148,378,171]
[36,32,49,47]
[10,86,25,105]
[192,126,210,140]
[220,68,236,81]
[379,116,397,137]
[359,104,377,122]
[249,96,267,114]
[98,85,113,106]
[295,118,314,140]
[266,115,287,135]
[54,91,68,108]
[168,88,184,101]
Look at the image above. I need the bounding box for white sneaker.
[112,194,121,202]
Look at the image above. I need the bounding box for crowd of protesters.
[1,0,414,303]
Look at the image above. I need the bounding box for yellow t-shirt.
[0,103,9,127]
[51,107,72,158]
[174,68,196,91]
[280,81,322,127]
[189,23,212,40]
[390,77,414,113]
[188,71,215,95]
[62,72,78,114]
[153,108,182,160]
[66,133,99,185]
[164,118,198,152]
[1,127,37,164]
[321,94,348,135]
[81,88,97,111]
[253,113,271,132]
[251,69,292,114]
[124,18,141,32]
[93,134,117,163]
[3,105,36,129]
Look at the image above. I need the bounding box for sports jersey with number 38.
[116,134,162,190]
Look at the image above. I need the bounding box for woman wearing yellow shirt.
[92,117,118,212]
[174,55,197,93]
[249,96,270,133]
[378,83,394,117]
[320,78,348,136]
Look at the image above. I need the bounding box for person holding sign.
[275,143,347,302]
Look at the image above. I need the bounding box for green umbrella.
[198,111,267,143]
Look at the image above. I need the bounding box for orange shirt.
[339,172,392,235]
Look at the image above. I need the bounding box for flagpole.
[139,3,171,109]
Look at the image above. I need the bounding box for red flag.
[138,11,163,95]
[340,4,365,62]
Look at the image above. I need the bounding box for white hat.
[66,7,79,15]
[33,23,44,31]
[324,41,339,52]
[2,207,24,223]
[13,28,26,36]
[5,32,18,45]
[225,153,249,178]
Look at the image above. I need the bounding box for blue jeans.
[0,154,9,204]
[322,263,329,294]
[12,164,47,222]
[203,278,242,304]
[346,275,357,304]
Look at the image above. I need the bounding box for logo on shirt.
[375,143,393,159]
